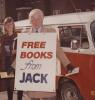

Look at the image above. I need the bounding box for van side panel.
[60,52,95,100]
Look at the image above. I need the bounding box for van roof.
[15,11,95,28]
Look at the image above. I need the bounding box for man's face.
[29,14,43,28]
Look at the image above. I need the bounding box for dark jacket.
[0,33,17,91]
[0,33,17,69]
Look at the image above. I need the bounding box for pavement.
[0,91,30,100]
[0,91,56,100]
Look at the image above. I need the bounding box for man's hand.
[7,66,15,75]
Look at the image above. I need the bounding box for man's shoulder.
[43,26,56,33]
[21,26,58,33]
[21,28,31,33]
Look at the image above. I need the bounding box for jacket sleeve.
[56,28,71,68]
[11,36,17,68]
[0,36,5,70]
[13,37,17,50]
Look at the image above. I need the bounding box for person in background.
[0,17,23,100]
[23,9,79,100]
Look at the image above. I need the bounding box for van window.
[58,25,89,49]
[91,21,95,47]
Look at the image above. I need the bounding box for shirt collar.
[31,26,43,33]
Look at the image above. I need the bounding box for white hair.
[29,9,44,19]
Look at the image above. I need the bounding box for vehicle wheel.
[60,82,83,100]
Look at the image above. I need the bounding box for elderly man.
[25,9,79,100]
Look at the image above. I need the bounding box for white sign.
[14,33,56,92]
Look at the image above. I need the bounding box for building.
[0,0,5,22]
[0,0,95,22]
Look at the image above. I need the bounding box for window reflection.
[58,25,89,49]
[91,21,95,47]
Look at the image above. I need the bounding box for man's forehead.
[30,13,42,17]
[30,14,43,19]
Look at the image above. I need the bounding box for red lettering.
[47,52,53,59]
[34,42,40,48]
[34,52,40,58]
[40,52,47,59]
[27,52,33,58]
[27,42,33,48]
[20,51,53,59]
[22,42,27,48]
[21,41,46,49]
[20,52,26,58]
[40,42,46,48]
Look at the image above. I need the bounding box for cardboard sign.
[14,33,56,92]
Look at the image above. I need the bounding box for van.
[15,11,95,100]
